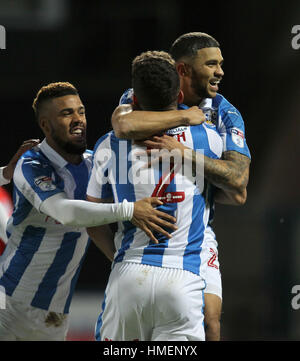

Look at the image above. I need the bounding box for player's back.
[91,117,223,278]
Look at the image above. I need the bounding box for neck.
[46,138,83,165]
[180,81,203,107]
[183,93,203,107]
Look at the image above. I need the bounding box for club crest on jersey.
[202,107,218,126]
[34,176,56,191]
[230,127,244,148]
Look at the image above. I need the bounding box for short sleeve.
[13,157,63,211]
[119,88,134,105]
[217,99,251,159]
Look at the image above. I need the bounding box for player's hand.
[140,134,186,153]
[131,197,177,244]
[135,135,187,168]
[3,139,40,181]
[181,106,205,126]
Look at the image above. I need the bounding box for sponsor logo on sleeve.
[34,176,56,191]
[227,110,239,116]
[230,127,244,148]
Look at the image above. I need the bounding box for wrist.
[179,111,191,126]
[120,199,134,220]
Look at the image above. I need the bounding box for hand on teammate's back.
[131,197,177,244]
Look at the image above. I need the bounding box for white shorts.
[0,294,69,341]
[204,246,222,300]
[96,262,206,341]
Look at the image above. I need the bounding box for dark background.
[1,0,300,340]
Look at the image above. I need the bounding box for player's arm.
[141,135,250,206]
[202,151,250,205]
[0,139,40,185]
[40,193,135,228]
[112,104,205,140]
[86,194,178,245]
[213,102,251,205]
[14,157,177,242]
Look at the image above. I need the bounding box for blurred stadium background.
[0,0,299,341]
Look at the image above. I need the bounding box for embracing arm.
[40,193,134,227]
[111,104,205,140]
[141,135,250,206]
[202,151,250,205]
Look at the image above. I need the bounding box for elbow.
[112,117,133,139]
[233,188,247,206]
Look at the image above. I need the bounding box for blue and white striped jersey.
[119,88,251,159]
[0,139,93,314]
[119,89,251,248]
[87,111,223,278]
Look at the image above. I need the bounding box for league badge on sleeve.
[34,176,56,191]
[230,127,245,148]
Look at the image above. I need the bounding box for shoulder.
[214,93,242,117]
[13,148,56,191]
[119,88,134,105]
[19,147,53,171]
[93,131,115,154]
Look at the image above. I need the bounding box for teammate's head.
[170,32,224,104]
[32,82,87,159]
[131,51,183,111]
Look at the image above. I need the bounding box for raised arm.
[111,104,205,140]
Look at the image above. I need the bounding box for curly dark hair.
[32,82,79,122]
[132,51,180,111]
[170,32,220,61]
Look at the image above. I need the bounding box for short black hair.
[132,51,180,111]
[170,32,220,61]
[32,82,79,122]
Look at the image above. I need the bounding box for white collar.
[199,97,213,108]
[39,138,68,169]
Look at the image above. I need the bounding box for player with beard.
[111,32,251,341]
[0,82,177,341]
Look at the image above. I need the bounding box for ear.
[132,94,139,106]
[39,116,50,135]
[177,90,184,104]
[176,62,191,77]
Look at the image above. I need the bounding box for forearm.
[189,150,250,193]
[214,187,247,206]
[87,225,115,262]
[112,109,188,140]
[203,156,249,193]
[40,193,134,227]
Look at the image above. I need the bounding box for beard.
[50,128,87,155]
[190,68,211,100]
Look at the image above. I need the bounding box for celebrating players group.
[0,32,250,341]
